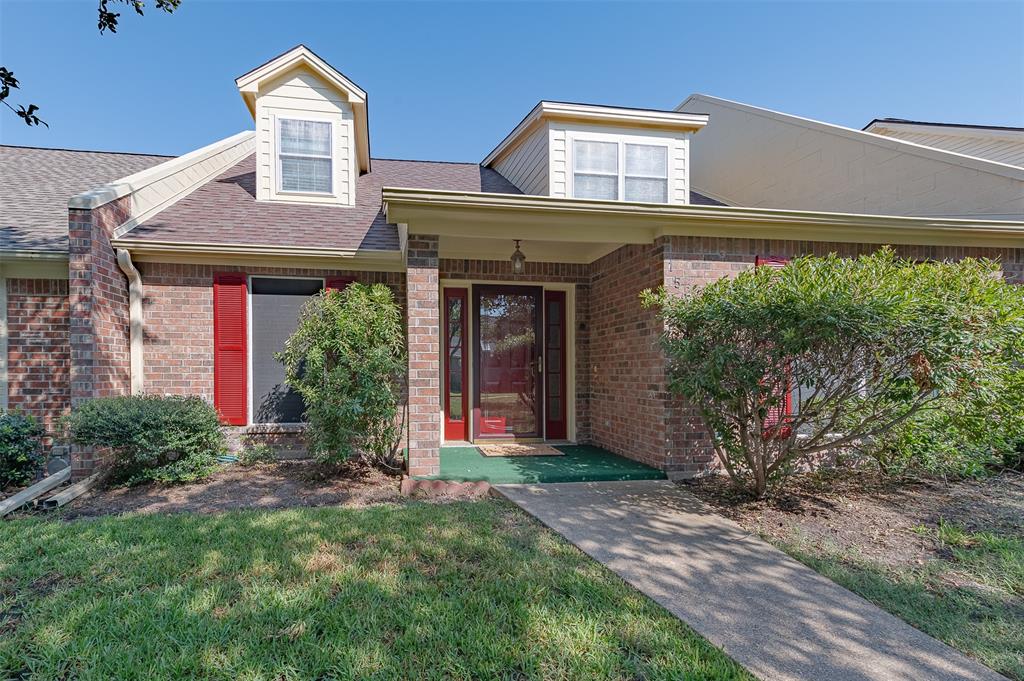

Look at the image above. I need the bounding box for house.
[2,45,1022,480]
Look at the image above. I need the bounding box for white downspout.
[116,249,145,394]
[0,264,7,411]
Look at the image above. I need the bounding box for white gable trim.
[236,45,370,173]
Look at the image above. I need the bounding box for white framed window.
[624,143,668,202]
[571,138,670,203]
[572,140,619,200]
[277,118,333,195]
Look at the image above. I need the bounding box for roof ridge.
[372,157,481,166]
[0,143,173,158]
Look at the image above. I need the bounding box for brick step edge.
[400,477,491,498]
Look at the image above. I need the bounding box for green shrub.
[64,395,224,485]
[278,283,406,467]
[871,368,1024,477]
[238,442,276,466]
[0,411,43,489]
[645,248,1024,498]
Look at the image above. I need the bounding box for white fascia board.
[235,45,367,104]
[483,101,709,166]
[677,94,1024,181]
[69,131,255,212]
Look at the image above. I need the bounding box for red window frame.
[443,288,469,441]
[755,255,793,438]
[543,290,568,440]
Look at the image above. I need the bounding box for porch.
[430,444,666,485]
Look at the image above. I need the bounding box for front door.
[473,285,543,440]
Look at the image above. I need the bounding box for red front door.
[473,285,543,440]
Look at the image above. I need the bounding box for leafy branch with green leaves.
[1,0,181,128]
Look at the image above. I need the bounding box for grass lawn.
[775,522,1024,680]
[0,499,750,681]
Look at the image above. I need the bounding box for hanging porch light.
[510,239,526,274]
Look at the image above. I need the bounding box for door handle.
[537,355,543,374]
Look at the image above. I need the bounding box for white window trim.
[247,274,326,427]
[275,115,335,198]
[568,131,673,204]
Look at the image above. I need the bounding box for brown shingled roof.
[125,154,521,251]
[1,145,170,253]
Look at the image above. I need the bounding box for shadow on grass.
[0,500,750,680]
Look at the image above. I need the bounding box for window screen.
[624,143,668,202]
[251,277,323,423]
[279,119,332,194]
[572,140,618,200]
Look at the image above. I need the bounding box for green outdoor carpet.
[429,444,667,484]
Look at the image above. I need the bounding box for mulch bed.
[684,470,1024,569]
[58,460,408,519]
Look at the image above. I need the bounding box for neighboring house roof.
[122,153,522,252]
[0,145,170,254]
[676,94,1024,219]
[862,118,1024,168]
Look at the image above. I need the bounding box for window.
[572,139,670,203]
[573,140,619,200]
[250,277,324,423]
[278,119,332,194]
[625,144,668,202]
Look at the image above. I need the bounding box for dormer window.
[278,118,333,194]
[572,138,669,203]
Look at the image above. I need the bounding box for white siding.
[255,67,355,206]
[493,125,549,195]
[548,123,691,204]
[678,95,1024,219]
[871,128,1024,168]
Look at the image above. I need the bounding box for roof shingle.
[0,145,170,253]
[125,154,521,251]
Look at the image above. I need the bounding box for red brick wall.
[407,236,441,476]
[6,279,70,438]
[138,262,405,399]
[587,242,675,470]
[68,197,133,477]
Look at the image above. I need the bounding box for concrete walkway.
[493,480,1006,681]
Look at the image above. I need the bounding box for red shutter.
[213,273,248,426]
[325,277,355,291]
[755,256,792,437]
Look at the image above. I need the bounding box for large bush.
[869,368,1024,477]
[0,411,43,489]
[278,282,406,467]
[64,395,223,485]
[644,248,1024,498]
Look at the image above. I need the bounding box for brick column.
[405,235,441,477]
[68,197,133,479]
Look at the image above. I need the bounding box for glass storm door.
[473,285,543,440]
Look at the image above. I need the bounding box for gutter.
[116,249,145,394]
[382,187,1024,249]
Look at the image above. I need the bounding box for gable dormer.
[483,102,709,204]
[236,45,369,206]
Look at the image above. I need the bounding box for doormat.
[478,443,564,457]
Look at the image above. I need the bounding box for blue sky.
[1,0,1021,161]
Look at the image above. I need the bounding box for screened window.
[624,144,668,202]
[572,139,670,203]
[251,277,323,424]
[572,140,619,200]
[278,119,332,194]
